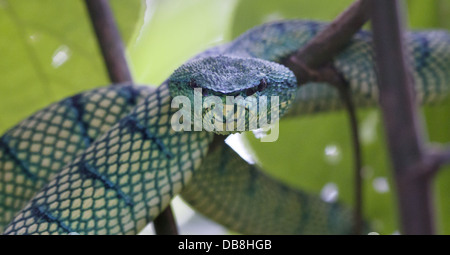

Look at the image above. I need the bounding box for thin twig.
[431,148,450,167]
[282,0,371,85]
[84,0,178,235]
[346,95,363,235]
[334,75,364,235]
[309,65,364,234]
[84,0,133,83]
[282,0,370,234]
[153,206,179,235]
[371,0,435,234]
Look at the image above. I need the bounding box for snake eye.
[257,79,268,92]
[246,79,268,96]
[189,79,199,89]
[245,88,256,96]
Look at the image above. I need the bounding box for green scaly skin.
[2,20,450,234]
[0,84,156,230]
[4,83,213,234]
[181,136,355,235]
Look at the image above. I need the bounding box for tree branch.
[153,205,179,235]
[84,0,178,235]
[371,0,435,234]
[84,0,133,83]
[337,78,364,235]
[282,0,371,86]
[282,0,371,234]
[431,148,450,168]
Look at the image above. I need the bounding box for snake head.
[168,55,297,135]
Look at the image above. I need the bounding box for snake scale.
[1,20,450,235]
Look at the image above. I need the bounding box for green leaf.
[0,0,142,134]
[230,0,354,38]
[407,0,440,29]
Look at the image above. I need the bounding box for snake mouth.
[198,97,284,135]
[200,78,270,97]
[193,78,270,97]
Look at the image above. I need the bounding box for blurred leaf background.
[1,0,450,234]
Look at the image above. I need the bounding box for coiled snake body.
[1,20,450,234]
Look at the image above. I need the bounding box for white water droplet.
[324,144,342,165]
[368,232,380,235]
[209,35,225,45]
[263,12,284,23]
[320,183,339,203]
[28,32,40,43]
[51,45,71,68]
[373,177,390,193]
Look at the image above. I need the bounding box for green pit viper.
[1,20,450,235]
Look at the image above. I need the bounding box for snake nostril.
[189,79,199,89]
[287,79,296,87]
